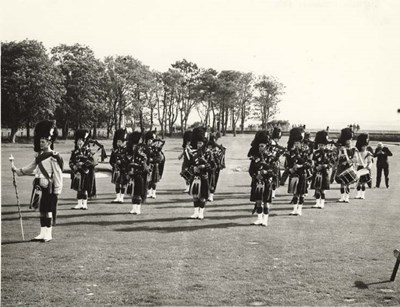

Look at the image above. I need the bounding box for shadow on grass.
[115,222,252,233]
[53,213,274,227]
[1,240,32,245]
[354,280,392,289]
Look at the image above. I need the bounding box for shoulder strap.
[37,162,51,180]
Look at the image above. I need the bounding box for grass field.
[1,135,399,306]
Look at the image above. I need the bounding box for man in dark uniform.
[284,127,312,216]
[179,130,193,193]
[70,129,96,210]
[188,127,214,220]
[374,142,393,188]
[145,130,166,199]
[248,130,275,226]
[311,130,333,209]
[207,131,225,202]
[335,128,357,203]
[109,129,129,203]
[126,131,149,215]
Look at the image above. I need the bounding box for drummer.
[354,133,373,199]
[335,127,357,203]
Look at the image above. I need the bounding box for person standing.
[248,130,274,226]
[270,127,285,199]
[311,130,333,209]
[374,142,393,188]
[145,130,165,199]
[70,129,96,210]
[188,127,214,220]
[354,133,373,199]
[285,127,312,216]
[126,132,149,215]
[179,130,193,193]
[109,129,129,203]
[335,128,357,203]
[11,120,63,242]
[207,132,225,202]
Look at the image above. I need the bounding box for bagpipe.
[253,150,277,181]
[83,139,107,162]
[127,144,148,176]
[211,143,226,169]
[126,145,148,195]
[149,138,165,153]
[188,148,213,198]
[110,147,130,184]
[251,151,275,211]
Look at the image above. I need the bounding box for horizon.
[1,0,400,131]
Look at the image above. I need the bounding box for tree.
[193,68,218,129]
[154,69,182,137]
[237,72,254,133]
[102,56,152,133]
[253,75,285,129]
[215,70,241,135]
[1,40,65,142]
[51,44,105,138]
[171,59,200,133]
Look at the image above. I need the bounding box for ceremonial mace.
[9,155,25,240]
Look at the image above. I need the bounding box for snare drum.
[337,168,357,185]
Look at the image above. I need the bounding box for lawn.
[2,134,399,306]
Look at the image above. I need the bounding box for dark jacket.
[374,146,393,165]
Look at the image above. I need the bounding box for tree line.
[1,39,286,142]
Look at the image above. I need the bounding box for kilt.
[250,178,273,203]
[310,170,330,190]
[190,175,210,200]
[288,174,308,195]
[131,174,148,204]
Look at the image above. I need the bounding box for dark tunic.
[188,147,214,199]
[285,147,312,195]
[109,146,130,186]
[311,148,333,190]
[208,144,226,193]
[249,150,278,203]
[69,146,96,197]
[126,145,149,204]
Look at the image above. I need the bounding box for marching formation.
[246,125,393,226]
[10,120,393,241]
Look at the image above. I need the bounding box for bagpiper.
[354,133,373,199]
[126,131,149,214]
[334,127,357,203]
[284,127,312,216]
[269,127,286,199]
[188,127,215,220]
[12,120,64,242]
[248,130,275,226]
[206,131,226,202]
[144,130,166,199]
[70,129,96,210]
[109,128,129,203]
[310,130,333,209]
[179,130,193,193]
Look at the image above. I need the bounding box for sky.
[1,0,400,131]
